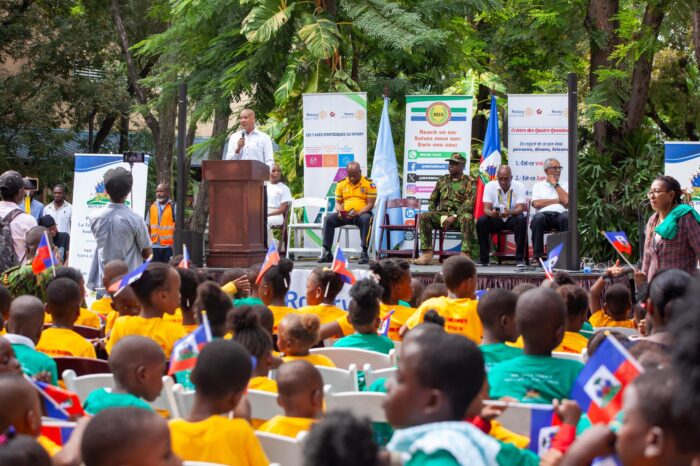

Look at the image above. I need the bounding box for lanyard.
[497,189,512,209]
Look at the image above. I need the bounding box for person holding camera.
[475,165,527,267]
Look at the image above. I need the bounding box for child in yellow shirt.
[279,313,335,367]
[402,256,483,343]
[176,268,201,334]
[90,259,129,317]
[230,306,278,393]
[104,283,142,338]
[169,340,269,466]
[298,266,347,324]
[51,267,101,329]
[258,360,323,438]
[258,258,296,332]
[553,285,589,354]
[106,263,186,358]
[588,273,635,329]
[37,278,96,359]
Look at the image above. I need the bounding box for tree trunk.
[188,105,231,233]
[92,113,118,152]
[155,92,177,185]
[118,110,129,152]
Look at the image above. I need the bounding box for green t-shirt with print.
[480,343,523,371]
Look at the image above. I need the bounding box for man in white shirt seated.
[476,165,527,267]
[224,108,275,167]
[530,158,569,260]
[0,170,38,266]
[266,163,292,248]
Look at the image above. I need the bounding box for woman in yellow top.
[279,313,335,367]
[320,258,415,341]
[298,266,347,324]
[258,258,296,333]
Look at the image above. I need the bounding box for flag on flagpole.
[474,96,502,220]
[570,334,643,424]
[603,231,632,255]
[30,378,84,420]
[41,420,76,446]
[168,311,213,375]
[255,243,280,285]
[331,247,355,285]
[378,310,395,337]
[528,404,561,457]
[371,96,404,251]
[108,257,152,296]
[178,244,190,269]
[32,231,55,275]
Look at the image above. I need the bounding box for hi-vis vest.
[149,201,174,247]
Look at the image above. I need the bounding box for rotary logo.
[525,107,535,116]
[426,102,451,127]
[354,109,365,120]
[319,111,328,119]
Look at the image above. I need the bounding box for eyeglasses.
[546,166,562,171]
[647,189,668,197]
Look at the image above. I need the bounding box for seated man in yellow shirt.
[318,161,376,265]
[258,360,323,438]
[37,278,96,359]
[552,285,589,354]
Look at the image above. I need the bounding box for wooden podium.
[202,160,269,267]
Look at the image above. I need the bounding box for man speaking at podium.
[224,108,275,167]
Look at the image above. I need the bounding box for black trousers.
[476,215,527,262]
[530,211,568,258]
[322,212,372,251]
[152,247,173,263]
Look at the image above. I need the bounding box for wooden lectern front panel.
[209,181,264,250]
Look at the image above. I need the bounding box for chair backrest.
[593,326,638,337]
[62,369,115,402]
[309,348,395,370]
[149,375,180,419]
[315,365,359,392]
[248,389,284,421]
[386,198,421,210]
[172,384,195,419]
[55,357,110,378]
[363,365,397,389]
[551,351,585,363]
[326,390,388,423]
[72,325,102,340]
[289,197,327,224]
[255,431,304,466]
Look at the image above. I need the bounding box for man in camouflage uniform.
[413,153,475,265]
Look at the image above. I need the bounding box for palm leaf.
[297,13,339,59]
[242,0,296,43]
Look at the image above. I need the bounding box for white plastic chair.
[255,431,305,466]
[593,326,638,337]
[248,389,285,422]
[326,197,377,256]
[326,390,388,423]
[552,351,585,363]
[172,383,195,419]
[363,365,397,389]
[315,365,359,392]
[62,370,115,402]
[310,348,396,370]
[286,197,327,260]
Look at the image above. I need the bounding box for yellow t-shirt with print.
[298,304,346,325]
[553,331,588,354]
[169,415,268,466]
[335,176,377,213]
[37,327,96,358]
[106,315,186,358]
[90,297,113,316]
[589,310,635,329]
[406,296,483,343]
[269,305,296,333]
[163,307,183,325]
[45,308,101,329]
[257,415,316,438]
[283,354,336,368]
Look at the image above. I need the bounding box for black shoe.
[516,260,527,267]
[358,250,369,264]
[476,260,489,267]
[317,250,333,263]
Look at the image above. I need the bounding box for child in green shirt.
[334,279,394,354]
[84,335,165,415]
[476,289,522,371]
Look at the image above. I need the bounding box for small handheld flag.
[378,310,395,337]
[602,231,634,267]
[178,244,190,269]
[168,311,213,375]
[331,247,356,285]
[30,378,85,420]
[528,404,561,457]
[256,243,280,285]
[540,242,563,280]
[570,334,643,424]
[32,231,56,276]
[108,257,152,296]
[41,420,76,446]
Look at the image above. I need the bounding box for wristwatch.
[554,183,560,189]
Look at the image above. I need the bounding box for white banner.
[664,142,700,214]
[284,268,371,309]
[507,94,569,196]
[302,93,368,253]
[68,154,150,290]
[402,95,473,250]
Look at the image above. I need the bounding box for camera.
[23,177,39,192]
[123,152,146,164]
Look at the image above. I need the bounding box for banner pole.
[175,81,187,254]
[566,73,579,270]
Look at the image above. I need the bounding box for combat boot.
[413,250,434,265]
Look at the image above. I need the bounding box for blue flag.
[371,97,404,251]
[528,404,561,457]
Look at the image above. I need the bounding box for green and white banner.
[402,96,473,249]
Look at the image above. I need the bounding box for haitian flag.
[41,420,76,446]
[168,311,212,375]
[603,231,632,255]
[32,231,55,275]
[474,96,502,220]
[331,247,355,285]
[108,257,152,296]
[178,244,190,269]
[255,243,280,285]
[529,404,561,457]
[570,334,643,424]
[378,310,395,337]
[31,379,84,420]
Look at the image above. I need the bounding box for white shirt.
[267,182,292,211]
[482,180,526,217]
[532,180,569,214]
[224,127,275,167]
[0,201,38,262]
[44,201,72,233]
[3,333,35,349]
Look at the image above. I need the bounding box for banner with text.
[302,93,368,253]
[507,94,569,196]
[402,95,473,250]
[69,154,150,290]
[664,142,700,214]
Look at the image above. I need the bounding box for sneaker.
[516,260,527,267]
[317,250,333,263]
[358,250,369,265]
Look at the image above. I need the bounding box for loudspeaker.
[546,231,578,270]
